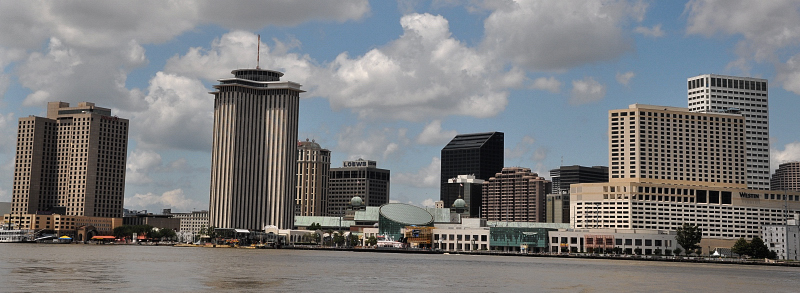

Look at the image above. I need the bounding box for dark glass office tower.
[440,132,503,216]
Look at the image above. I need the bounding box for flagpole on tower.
[256,34,261,69]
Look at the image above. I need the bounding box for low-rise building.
[548,229,678,255]
[2,213,122,241]
[762,216,800,260]
[163,209,209,234]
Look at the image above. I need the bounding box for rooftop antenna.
[256,34,261,69]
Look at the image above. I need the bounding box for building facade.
[549,229,678,254]
[550,165,608,194]
[548,165,608,223]
[772,162,800,191]
[762,217,800,261]
[609,104,746,187]
[2,213,122,239]
[440,132,504,209]
[327,159,390,216]
[11,102,128,218]
[163,209,209,235]
[444,175,485,217]
[482,167,550,222]
[688,74,770,189]
[209,69,302,230]
[570,103,800,250]
[296,139,331,216]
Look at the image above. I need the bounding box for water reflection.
[2,244,800,292]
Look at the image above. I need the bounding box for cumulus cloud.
[506,136,536,159]
[0,1,369,50]
[569,77,606,105]
[777,53,800,95]
[772,142,800,171]
[17,37,147,110]
[634,24,664,37]
[530,77,561,93]
[126,150,164,185]
[314,13,519,121]
[0,112,17,153]
[482,0,645,71]
[686,0,800,79]
[394,157,441,188]
[421,198,436,207]
[124,72,214,151]
[335,123,409,161]
[416,120,458,145]
[616,71,635,86]
[164,31,315,85]
[125,189,202,212]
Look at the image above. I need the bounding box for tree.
[673,247,683,256]
[749,236,770,259]
[332,232,345,247]
[348,234,359,247]
[308,223,322,230]
[731,237,749,257]
[367,235,377,246]
[654,248,662,255]
[676,223,702,252]
[633,247,642,255]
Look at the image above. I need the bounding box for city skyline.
[1,1,800,212]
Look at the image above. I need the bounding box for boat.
[0,224,35,243]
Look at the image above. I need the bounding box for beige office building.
[296,139,331,216]
[11,102,128,218]
[572,104,800,249]
[209,69,302,230]
[687,74,770,189]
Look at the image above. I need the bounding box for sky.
[1,0,800,213]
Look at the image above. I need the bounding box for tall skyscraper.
[688,74,769,189]
[440,132,504,209]
[209,69,302,230]
[609,104,746,187]
[296,139,331,216]
[481,167,549,222]
[327,159,390,216]
[772,162,800,191]
[11,101,128,218]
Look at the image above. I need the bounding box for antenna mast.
[256,34,261,69]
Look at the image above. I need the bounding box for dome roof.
[453,198,466,208]
[298,138,322,149]
[350,196,363,207]
[379,203,433,225]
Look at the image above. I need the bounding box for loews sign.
[343,160,376,168]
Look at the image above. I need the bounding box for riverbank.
[283,245,800,267]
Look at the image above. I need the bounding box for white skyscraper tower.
[209,69,303,230]
[687,74,769,190]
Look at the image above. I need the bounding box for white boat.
[0,224,35,243]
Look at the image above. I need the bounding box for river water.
[1,244,799,292]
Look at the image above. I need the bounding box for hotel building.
[481,167,550,222]
[687,74,770,189]
[327,159,390,217]
[296,139,331,216]
[11,102,128,218]
[209,69,302,230]
[771,162,800,191]
[571,104,800,249]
